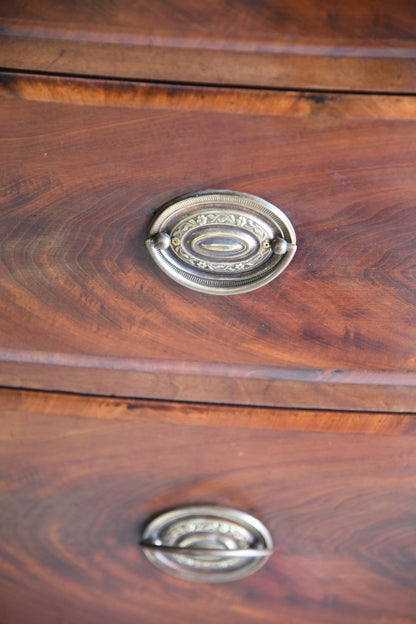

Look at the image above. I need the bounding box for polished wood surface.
[1,74,416,411]
[1,389,415,623]
[2,72,416,120]
[1,0,416,92]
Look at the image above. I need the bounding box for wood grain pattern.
[1,389,416,623]
[1,74,416,410]
[1,0,416,92]
[1,356,416,414]
[2,72,416,120]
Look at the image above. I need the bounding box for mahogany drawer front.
[1,0,416,93]
[0,389,415,624]
[1,74,416,411]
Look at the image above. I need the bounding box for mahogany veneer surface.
[0,389,415,624]
[2,4,416,624]
[1,74,416,410]
[1,0,416,92]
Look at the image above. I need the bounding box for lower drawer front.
[0,389,415,623]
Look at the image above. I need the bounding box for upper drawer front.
[1,74,416,411]
[1,0,416,92]
[1,389,416,623]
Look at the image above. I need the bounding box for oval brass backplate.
[146,190,296,295]
[140,505,273,583]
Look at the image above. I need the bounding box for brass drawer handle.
[140,542,274,559]
[146,190,296,295]
[139,505,273,582]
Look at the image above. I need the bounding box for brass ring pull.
[140,542,274,559]
[146,190,296,295]
[139,505,273,582]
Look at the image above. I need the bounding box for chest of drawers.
[1,2,416,622]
